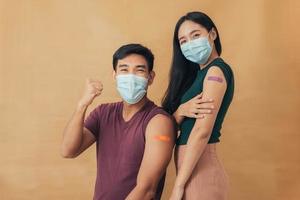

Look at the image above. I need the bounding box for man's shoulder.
[144,102,176,133]
[93,101,122,114]
[145,101,175,126]
[148,101,172,118]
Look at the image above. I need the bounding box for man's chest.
[98,121,146,165]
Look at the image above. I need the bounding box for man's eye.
[120,69,127,72]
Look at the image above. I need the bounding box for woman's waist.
[177,126,221,145]
[176,143,217,154]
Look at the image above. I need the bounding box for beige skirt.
[174,144,229,200]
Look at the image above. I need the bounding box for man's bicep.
[75,128,96,157]
[136,114,175,186]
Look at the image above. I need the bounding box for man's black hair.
[113,43,154,71]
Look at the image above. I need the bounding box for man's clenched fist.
[78,78,103,108]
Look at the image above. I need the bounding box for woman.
[162,11,234,200]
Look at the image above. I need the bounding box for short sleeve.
[209,63,233,86]
[84,106,101,139]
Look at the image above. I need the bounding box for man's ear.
[148,71,155,86]
[112,70,116,81]
[210,28,217,41]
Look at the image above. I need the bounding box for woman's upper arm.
[193,66,227,133]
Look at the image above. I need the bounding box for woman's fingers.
[193,93,203,99]
[201,109,212,114]
[195,114,205,118]
[190,112,204,118]
[194,108,212,114]
[196,104,214,109]
[196,98,214,104]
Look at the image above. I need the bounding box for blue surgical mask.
[180,36,212,64]
[116,74,148,104]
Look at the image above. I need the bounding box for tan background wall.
[1,0,299,199]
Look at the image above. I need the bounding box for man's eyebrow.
[135,65,146,69]
[118,64,128,68]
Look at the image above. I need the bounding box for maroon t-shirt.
[84,99,173,200]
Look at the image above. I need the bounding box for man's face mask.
[116,74,148,104]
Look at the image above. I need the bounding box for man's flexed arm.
[126,114,175,200]
[61,78,103,158]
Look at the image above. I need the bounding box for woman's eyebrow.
[178,35,186,41]
[179,29,201,40]
[189,29,201,35]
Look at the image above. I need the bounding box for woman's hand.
[169,185,184,200]
[178,93,214,118]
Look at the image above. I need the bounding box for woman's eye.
[180,40,187,45]
[193,34,201,39]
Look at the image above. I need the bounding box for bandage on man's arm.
[153,134,172,142]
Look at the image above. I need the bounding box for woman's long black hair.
[162,11,222,114]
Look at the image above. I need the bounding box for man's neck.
[122,96,149,122]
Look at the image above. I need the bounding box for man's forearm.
[125,184,155,200]
[61,104,88,158]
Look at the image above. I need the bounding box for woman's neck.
[199,50,219,70]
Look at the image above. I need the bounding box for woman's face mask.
[116,74,148,104]
[180,34,212,64]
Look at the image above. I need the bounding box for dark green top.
[177,58,234,145]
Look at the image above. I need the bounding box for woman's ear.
[148,71,156,86]
[210,28,217,41]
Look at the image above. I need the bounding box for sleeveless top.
[84,99,173,200]
[177,58,234,145]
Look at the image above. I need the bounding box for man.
[61,44,176,200]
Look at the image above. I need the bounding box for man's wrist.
[76,102,89,112]
[174,179,185,189]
